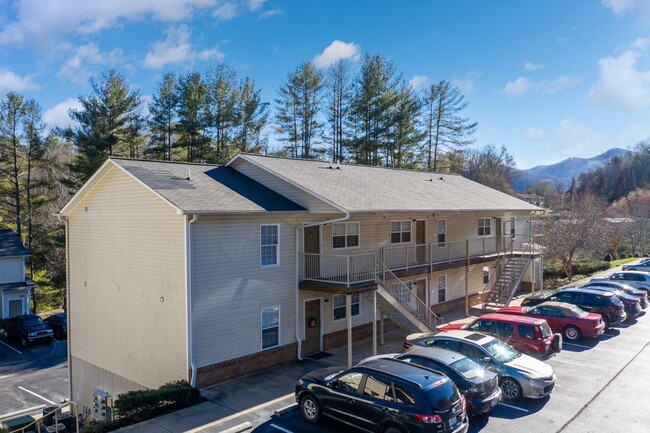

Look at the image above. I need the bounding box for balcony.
[299,234,542,292]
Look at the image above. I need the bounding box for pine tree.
[324,59,354,163]
[176,71,210,162]
[147,72,179,161]
[388,81,425,168]
[234,77,268,155]
[206,64,239,163]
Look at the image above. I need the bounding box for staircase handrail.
[481,254,504,309]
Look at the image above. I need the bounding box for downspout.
[295,211,350,361]
[186,214,198,386]
[56,214,73,402]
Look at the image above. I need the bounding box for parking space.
[210,308,650,433]
[0,335,69,414]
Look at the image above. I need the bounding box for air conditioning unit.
[92,389,112,421]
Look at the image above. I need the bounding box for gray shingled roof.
[0,230,30,258]
[237,154,540,213]
[111,158,306,214]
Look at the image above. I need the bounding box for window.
[482,266,490,284]
[261,306,280,349]
[333,294,360,320]
[478,218,491,237]
[393,383,417,405]
[332,372,363,394]
[429,338,461,352]
[518,325,536,340]
[510,217,516,235]
[390,221,412,244]
[437,275,446,303]
[332,222,359,249]
[437,219,446,245]
[362,375,394,401]
[469,319,493,334]
[260,225,279,266]
[494,321,514,338]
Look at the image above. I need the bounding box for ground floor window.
[333,294,360,320]
[483,266,490,284]
[261,305,280,349]
[437,275,446,303]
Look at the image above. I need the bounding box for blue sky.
[1,0,650,169]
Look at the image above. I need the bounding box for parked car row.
[1,313,67,347]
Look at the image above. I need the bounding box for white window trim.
[390,220,413,244]
[261,305,281,350]
[332,222,360,250]
[437,274,447,304]
[436,219,447,247]
[260,224,280,268]
[482,266,490,285]
[332,294,361,322]
[478,218,492,238]
[510,217,516,236]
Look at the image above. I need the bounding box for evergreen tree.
[234,77,268,155]
[324,59,353,163]
[275,62,324,159]
[387,81,425,168]
[67,70,144,186]
[422,80,477,172]
[206,64,239,163]
[176,71,210,162]
[147,72,179,161]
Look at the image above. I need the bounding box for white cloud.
[312,40,361,68]
[547,119,608,157]
[259,8,283,19]
[523,61,544,71]
[43,98,82,130]
[57,43,124,85]
[213,2,239,20]
[144,25,224,70]
[602,0,637,14]
[588,39,650,110]
[452,71,480,94]
[0,0,221,50]
[502,75,581,98]
[0,68,39,92]
[524,127,546,141]
[409,75,428,89]
[246,0,267,11]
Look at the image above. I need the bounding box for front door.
[416,279,427,317]
[304,299,321,355]
[416,220,426,264]
[8,299,22,317]
[495,218,502,253]
[303,226,320,279]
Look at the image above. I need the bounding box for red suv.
[438,313,561,358]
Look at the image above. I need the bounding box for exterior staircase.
[482,251,532,309]
[360,257,438,334]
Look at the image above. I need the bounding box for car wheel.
[563,325,581,342]
[20,337,28,347]
[500,377,521,400]
[300,394,321,424]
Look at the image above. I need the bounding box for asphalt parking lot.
[207,311,650,433]
[0,335,68,415]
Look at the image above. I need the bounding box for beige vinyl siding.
[232,159,341,214]
[192,214,325,367]
[0,258,24,284]
[67,165,187,390]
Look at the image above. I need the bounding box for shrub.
[113,381,201,422]
[543,260,610,279]
[621,253,627,259]
[635,253,640,258]
[604,253,613,262]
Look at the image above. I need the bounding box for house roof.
[0,280,34,292]
[0,230,30,258]
[110,158,306,215]
[231,154,541,213]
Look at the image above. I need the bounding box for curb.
[217,422,252,433]
[273,403,297,417]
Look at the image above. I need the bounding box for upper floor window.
[261,305,280,349]
[333,222,359,249]
[437,219,446,245]
[390,221,412,244]
[260,225,279,267]
[333,294,360,320]
[478,218,491,237]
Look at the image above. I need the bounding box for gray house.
[0,230,34,319]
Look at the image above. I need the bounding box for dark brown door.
[304,226,320,278]
[416,220,426,264]
[416,279,427,317]
[495,218,502,253]
[304,299,321,355]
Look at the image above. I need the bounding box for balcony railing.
[300,234,541,287]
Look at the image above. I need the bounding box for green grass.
[609,257,638,267]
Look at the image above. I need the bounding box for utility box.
[92,389,112,421]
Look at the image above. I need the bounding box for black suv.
[521,288,626,328]
[295,358,468,433]
[2,314,54,347]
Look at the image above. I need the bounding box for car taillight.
[416,414,442,424]
[461,395,466,413]
[608,306,619,315]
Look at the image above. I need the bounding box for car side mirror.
[481,356,492,364]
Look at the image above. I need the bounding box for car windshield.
[450,357,486,380]
[22,316,44,326]
[570,305,588,317]
[482,338,520,363]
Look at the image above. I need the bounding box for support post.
[347,294,352,367]
[372,290,377,356]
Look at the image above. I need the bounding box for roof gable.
[0,230,29,257]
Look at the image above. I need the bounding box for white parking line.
[498,402,529,413]
[549,358,585,367]
[18,386,57,405]
[562,342,594,350]
[270,424,295,433]
[0,339,22,354]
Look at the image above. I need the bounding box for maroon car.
[497,301,605,342]
[438,313,561,358]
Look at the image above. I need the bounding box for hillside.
[514,148,630,192]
